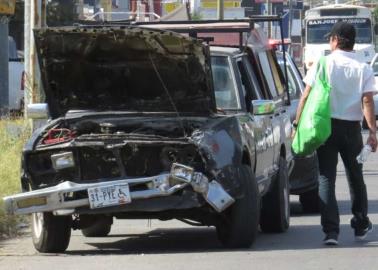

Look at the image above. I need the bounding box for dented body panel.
[4,167,234,215]
[9,112,258,218]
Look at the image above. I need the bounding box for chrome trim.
[26,103,49,119]
[3,163,234,215]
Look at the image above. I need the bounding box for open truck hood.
[34,26,216,118]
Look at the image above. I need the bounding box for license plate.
[88,184,131,209]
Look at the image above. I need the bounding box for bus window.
[307,18,372,44]
[303,4,375,67]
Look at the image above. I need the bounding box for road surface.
[1,132,378,270]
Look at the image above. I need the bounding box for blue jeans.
[317,119,369,235]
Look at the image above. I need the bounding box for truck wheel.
[82,217,112,237]
[299,188,319,213]
[31,212,72,253]
[216,165,260,248]
[260,156,290,233]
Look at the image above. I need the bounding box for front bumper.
[3,163,235,215]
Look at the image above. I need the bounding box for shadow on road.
[64,222,378,256]
[291,199,378,216]
[66,227,224,255]
[61,199,378,255]
[3,200,378,255]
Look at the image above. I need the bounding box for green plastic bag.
[292,57,331,156]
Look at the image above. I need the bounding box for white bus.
[303,4,377,70]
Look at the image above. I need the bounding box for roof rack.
[72,15,290,105]
[133,15,282,25]
[132,16,290,105]
[132,16,282,48]
[73,15,284,51]
[86,11,161,22]
[74,16,282,45]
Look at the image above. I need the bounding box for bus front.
[304,5,375,70]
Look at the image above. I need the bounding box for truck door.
[258,50,291,167]
[235,56,274,192]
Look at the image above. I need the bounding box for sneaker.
[355,221,373,241]
[323,233,338,246]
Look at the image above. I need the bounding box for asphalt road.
[1,132,378,270]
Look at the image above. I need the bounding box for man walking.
[293,21,377,245]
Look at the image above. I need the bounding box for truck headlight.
[51,152,75,170]
[170,163,194,183]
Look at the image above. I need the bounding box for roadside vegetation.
[0,117,31,238]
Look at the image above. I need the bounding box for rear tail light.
[269,38,291,50]
[43,129,76,145]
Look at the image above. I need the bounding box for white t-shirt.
[303,50,377,121]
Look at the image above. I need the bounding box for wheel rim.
[32,212,44,239]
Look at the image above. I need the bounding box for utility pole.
[0,0,17,115]
[100,0,112,20]
[0,15,9,114]
[217,0,224,20]
[25,0,46,113]
[267,0,271,38]
[289,0,293,41]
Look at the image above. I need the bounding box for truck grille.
[27,143,203,187]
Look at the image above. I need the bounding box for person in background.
[129,0,149,19]
[292,21,378,245]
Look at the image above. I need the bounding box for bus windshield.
[307,18,372,44]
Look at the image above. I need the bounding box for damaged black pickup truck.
[4,21,293,252]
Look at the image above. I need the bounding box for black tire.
[299,188,320,213]
[216,165,260,248]
[31,212,72,253]
[82,217,112,237]
[260,156,290,233]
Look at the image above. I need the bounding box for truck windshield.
[307,18,372,44]
[211,56,240,110]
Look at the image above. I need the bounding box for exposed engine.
[28,116,209,189]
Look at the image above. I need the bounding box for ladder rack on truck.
[74,16,289,103]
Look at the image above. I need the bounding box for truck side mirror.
[375,24,378,35]
[26,103,49,119]
[251,100,275,115]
